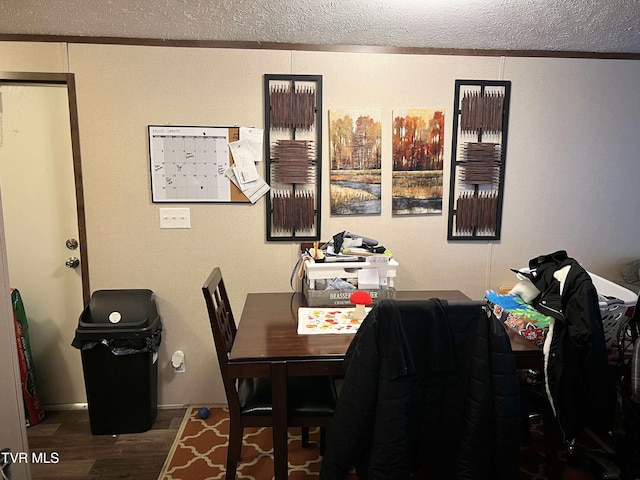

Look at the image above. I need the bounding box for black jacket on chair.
[319,299,521,480]
[524,250,614,443]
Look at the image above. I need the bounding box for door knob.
[65,257,80,269]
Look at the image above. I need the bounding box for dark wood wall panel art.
[448,80,511,241]
[264,74,322,242]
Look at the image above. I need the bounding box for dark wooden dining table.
[229,290,544,480]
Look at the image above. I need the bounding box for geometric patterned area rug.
[159,406,356,480]
[159,406,605,480]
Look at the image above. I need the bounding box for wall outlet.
[159,208,190,229]
[171,350,185,373]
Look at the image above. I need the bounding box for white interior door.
[0,83,86,406]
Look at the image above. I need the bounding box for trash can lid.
[79,289,159,329]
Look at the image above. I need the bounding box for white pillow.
[509,279,540,304]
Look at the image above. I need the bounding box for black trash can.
[71,289,162,435]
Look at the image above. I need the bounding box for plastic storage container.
[515,268,637,348]
[72,289,162,435]
[590,273,638,348]
[303,258,398,306]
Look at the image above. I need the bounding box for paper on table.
[228,138,259,183]
[297,307,372,335]
[240,127,264,162]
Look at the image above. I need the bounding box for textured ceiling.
[1,0,639,54]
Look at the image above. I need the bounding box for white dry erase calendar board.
[148,125,250,203]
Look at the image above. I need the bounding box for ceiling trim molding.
[1,34,639,60]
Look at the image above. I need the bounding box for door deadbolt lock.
[65,257,80,269]
[66,238,79,250]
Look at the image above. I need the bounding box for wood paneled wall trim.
[1,33,639,60]
[0,71,91,303]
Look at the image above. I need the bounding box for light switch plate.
[159,207,191,229]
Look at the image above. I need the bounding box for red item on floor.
[11,288,45,427]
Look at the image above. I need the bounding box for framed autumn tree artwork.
[392,109,445,215]
[329,109,382,215]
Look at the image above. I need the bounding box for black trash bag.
[71,289,162,356]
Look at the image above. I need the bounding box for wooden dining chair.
[201,267,337,480]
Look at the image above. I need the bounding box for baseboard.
[43,403,188,411]
[43,403,88,411]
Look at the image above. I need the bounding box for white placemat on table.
[297,307,372,334]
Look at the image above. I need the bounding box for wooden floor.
[26,407,186,480]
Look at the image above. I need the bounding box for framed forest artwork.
[392,109,445,215]
[329,109,382,215]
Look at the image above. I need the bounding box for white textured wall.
[0,41,639,408]
[0,0,639,54]
[0,206,30,480]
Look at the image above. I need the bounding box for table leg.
[271,361,288,480]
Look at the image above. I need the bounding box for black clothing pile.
[320,299,521,480]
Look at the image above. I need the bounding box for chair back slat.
[203,267,237,354]
[202,267,241,412]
